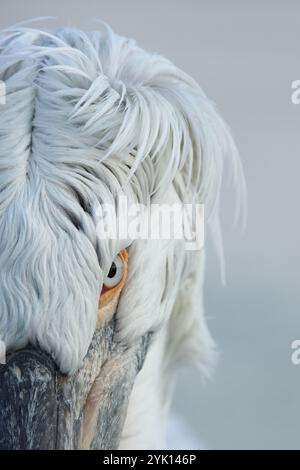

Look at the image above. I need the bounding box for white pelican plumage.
[0,23,245,449]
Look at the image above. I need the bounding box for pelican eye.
[103,254,125,288]
[98,249,128,327]
[107,262,117,278]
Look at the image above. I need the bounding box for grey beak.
[0,321,149,450]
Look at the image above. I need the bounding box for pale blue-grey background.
[1,0,299,450]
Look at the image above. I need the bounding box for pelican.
[0,23,245,450]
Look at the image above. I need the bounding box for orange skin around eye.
[97,249,128,328]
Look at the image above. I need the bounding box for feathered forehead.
[0,23,244,212]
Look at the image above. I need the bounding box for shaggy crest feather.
[0,23,245,376]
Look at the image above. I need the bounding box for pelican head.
[0,23,245,449]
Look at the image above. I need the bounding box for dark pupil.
[108,262,117,279]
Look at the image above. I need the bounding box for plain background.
[1,0,299,450]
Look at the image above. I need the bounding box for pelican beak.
[0,250,149,450]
